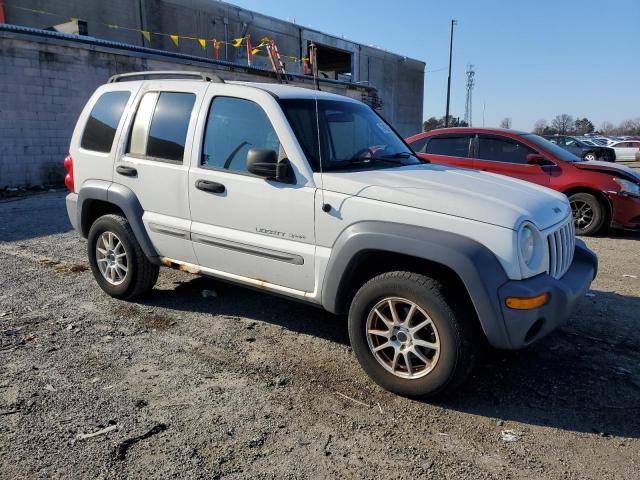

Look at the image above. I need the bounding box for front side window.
[424,135,472,157]
[279,99,421,172]
[408,136,429,153]
[127,91,195,162]
[522,134,582,162]
[477,136,534,164]
[81,91,130,153]
[202,97,280,172]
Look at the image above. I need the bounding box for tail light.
[63,154,74,192]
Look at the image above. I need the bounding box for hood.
[573,160,640,183]
[318,164,571,230]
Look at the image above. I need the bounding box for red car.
[406,128,640,235]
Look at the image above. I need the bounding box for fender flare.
[321,221,512,349]
[77,180,158,258]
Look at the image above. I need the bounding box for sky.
[229,0,639,131]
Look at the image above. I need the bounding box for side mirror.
[246,148,295,183]
[526,153,551,166]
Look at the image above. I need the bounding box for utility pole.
[444,19,456,128]
[464,64,475,127]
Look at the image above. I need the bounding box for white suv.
[64,71,598,397]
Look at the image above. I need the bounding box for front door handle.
[116,165,138,177]
[195,179,226,194]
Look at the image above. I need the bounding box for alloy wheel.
[570,200,594,230]
[96,231,128,285]
[365,297,441,380]
[584,153,597,161]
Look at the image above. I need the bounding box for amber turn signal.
[505,293,549,310]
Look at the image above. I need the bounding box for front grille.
[547,217,575,279]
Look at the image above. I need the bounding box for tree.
[574,117,595,135]
[551,114,574,135]
[618,118,640,136]
[500,117,512,129]
[422,117,440,132]
[422,115,469,132]
[533,119,548,135]
[600,121,615,136]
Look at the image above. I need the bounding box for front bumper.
[496,239,597,349]
[609,192,640,230]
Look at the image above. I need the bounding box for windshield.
[523,134,584,162]
[279,99,422,172]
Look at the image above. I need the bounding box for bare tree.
[551,114,574,135]
[600,121,615,135]
[533,119,548,135]
[618,118,640,136]
[500,117,512,129]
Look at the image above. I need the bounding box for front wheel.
[348,271,478,398]
[583,152,597,161]
[569,192,607,236]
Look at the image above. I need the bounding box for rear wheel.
[88,214,159,299]
[569,192,606,236]
[348,271,479,398]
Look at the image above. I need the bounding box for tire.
[348,271,479,398]
[568,192,607,236]
[87,214,159,299]
[583,151,597,161]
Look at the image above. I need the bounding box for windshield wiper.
[372,151,428,164]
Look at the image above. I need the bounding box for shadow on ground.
[0,192,72,242]
[139,276,640,439]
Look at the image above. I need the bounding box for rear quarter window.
[81,91,130,153]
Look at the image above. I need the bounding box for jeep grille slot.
[547,217,575,279]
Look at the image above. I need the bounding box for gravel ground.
[1,191,639,479]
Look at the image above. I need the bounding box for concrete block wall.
[3,0,425,136]
[0,31,371,188]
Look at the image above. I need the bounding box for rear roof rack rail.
[108,71,225,83]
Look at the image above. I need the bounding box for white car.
[63,71,597,397]
[609,140,640,161]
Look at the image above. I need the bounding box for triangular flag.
[141,31,151,43]
[251,48,261,55]
[170,35,179,47]
[198,38,207,49]
[108,24,119,29]
[232,37,243,47]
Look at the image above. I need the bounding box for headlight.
[519,224,536,266]
[613,177,640,198]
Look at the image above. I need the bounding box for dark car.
[543,135,616,162]
[406,128,640,235]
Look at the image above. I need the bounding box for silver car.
[609,140,640,161]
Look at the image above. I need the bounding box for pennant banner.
[9,5,312,65]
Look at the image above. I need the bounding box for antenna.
[464,64,475,126]
[310,43,330,213]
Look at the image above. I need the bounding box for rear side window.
[201,97,280,173]
[477,136,534,164]
[81,91,130,153]
[128,92,195,162]
[425,136,471,157]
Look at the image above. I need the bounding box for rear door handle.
[116,165,138,177]
[195,179,226,194]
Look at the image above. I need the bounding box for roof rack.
[108,71,225,83]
